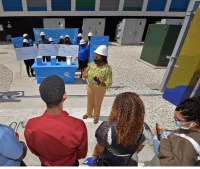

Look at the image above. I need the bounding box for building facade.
[0,0,191,41]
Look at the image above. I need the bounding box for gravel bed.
[0,64,13,92]
[107,45,176,130]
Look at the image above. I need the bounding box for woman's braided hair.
[175,96,200,125]
[108,92,145,147]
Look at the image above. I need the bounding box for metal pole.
[190,78,200,97]
[159,0,200,92]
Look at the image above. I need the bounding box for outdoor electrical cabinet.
[82,18,106,40]
[43,18,65,28]
[116,18,146,45]
[140,24,182,67]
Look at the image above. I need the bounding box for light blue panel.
[12,37,24,48]
[89,36,109,62]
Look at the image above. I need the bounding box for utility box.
[160,19,184,25]
[43,18,65,28]
[82,18,106,40]
[140,24,182,67]
[116,18,146,45]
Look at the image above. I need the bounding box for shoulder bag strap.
[173,133,200,160]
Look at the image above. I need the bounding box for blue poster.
[33,28,78,45]
[89,36,109,62]
[12,37,24,48]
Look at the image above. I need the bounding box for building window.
[76,0,95,11]
[169,0,190,12]
[2,0,23,11]
[146,0,167,11]
[100,0,120,11]
[123,0,144,11]
[52,0,71,11]
[27,0,47,11]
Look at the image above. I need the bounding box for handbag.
[96,122,144,166]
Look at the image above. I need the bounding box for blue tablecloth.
[32,62,77,84]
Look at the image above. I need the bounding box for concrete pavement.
[0,42,157,166]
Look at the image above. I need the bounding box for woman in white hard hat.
[77,33,83,45]
[37,32,50,62]
[64,35,72,45]
[78,39,89,78]
[87,32,93,46]
[22,39,35,77]
[49,37,54,44]
[57,36,65,62]
[82,45,112,124]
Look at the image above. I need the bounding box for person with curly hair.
[155,96,200,166]
[91,92,153,166]
[24,75,88,166]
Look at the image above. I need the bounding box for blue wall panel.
[52,0,71,11]
[146,0,167,11]
[169,0,190,12]
[2,0,23,11]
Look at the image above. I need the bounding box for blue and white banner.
[89,36,109,62]
[12,37,24,48]
[33,28,78,45]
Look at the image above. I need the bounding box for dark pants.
[20,160,26,166]
[24,59,35,76]
[43,56,50,62]
[79,60,88,78]
[57,56,66,62]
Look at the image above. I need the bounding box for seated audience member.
[154,96,200,166]
[92,92,153,166]
[24,75,88,166]
[0,124,27,166]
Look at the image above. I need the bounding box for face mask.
[94,58,101,64]
[175,120,192,130]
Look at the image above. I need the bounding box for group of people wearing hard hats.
[21,31,93,78]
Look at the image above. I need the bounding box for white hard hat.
[23,39,28,43]
[40,32,45,36]
[94,45,108,56]
[88,32,93,36]
[79,39,86,45]
[60,36,64,39]
[65,35,69,38]
[23,33,28,38]
[78,33,82,37]
[49,37,53,42]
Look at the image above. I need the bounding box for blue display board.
[12,37,24,48]
[33,28,78,45]
[89,36,109,62]
[32,62,77,84]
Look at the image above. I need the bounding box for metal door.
[94,19,106,36]
[82,19,97,40]
[122,19,137,44]
[43,18,65,28]
[132,20,146,44]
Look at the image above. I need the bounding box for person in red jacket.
[24,75,88,166]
